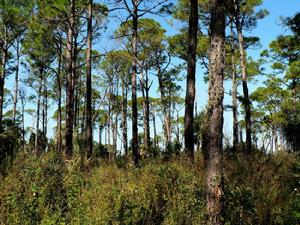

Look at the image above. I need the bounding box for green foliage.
[1,151,299,225]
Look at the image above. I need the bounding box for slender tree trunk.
[35,73,43,153]
[42,76,46,138]
[205,0,225,224]
[157,63,171,145]
[108,79,112,160]
[235,12,252,152]
[113,113,118,159]
[230,24,239,151]
[131,1,139,165]
[121,78,128,156]
[141,70,151,155]
[0,48,7,129]
[56,42,63,151]
[21,96,25,150]
[99,125,102,145]
[45,80,48,138]
[273,126,278,154]
[13,41,21,124]
[86,0,93,159]
[153,109,157,149]
[184,0,198,160]
[65,0,76,157]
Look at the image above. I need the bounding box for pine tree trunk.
[35,74,43,153]
[184,0,198,160]
[65,0,76,157]
[141,70,151,155]
[86,0,93,159]
[205,0,225,224]
[153,108,157,149]
[157,63,171,145]
[0,48,7,129]
[236,25,252,153]
[56,42,62,151]
[230,24,239,150]
[121,78,128,156]
[13,41,20,124]
[131,1,139,165]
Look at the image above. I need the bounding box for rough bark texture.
[131,1,139,165]
[205,0,225,224]
[86,0,93,159]
[184,0,198,160]
[65,0,76,157]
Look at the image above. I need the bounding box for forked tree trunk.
[205,0,225,224]
[234,0,252,152]
[184,0,198,160]
[237,28,252,153]
[157,63,171,145]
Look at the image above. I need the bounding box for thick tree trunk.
[205,0,225,224]
[236,23,252,153]
[0,48,7,129]
[230,25,239,150]
[13,41,20,124]
[131,2,139,165]
[184,0,198,160]
[86,0,93,159]
[65,0,76,157]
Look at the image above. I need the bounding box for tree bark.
[56,41,62,151]
[121,76,128,156]
[86,0,93,159]
[157,62,171,145]
[35,73,43,153]
[234,1,252,152]
[205,0,225,224]
[65,0,76,157]
[230,24,239,151]
[131,1,139,165]
[0,48,7,129]
[13,40,21,124]
[184,0,198,160]
[141,69,151,155]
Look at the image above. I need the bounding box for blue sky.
[3,0,300,147]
